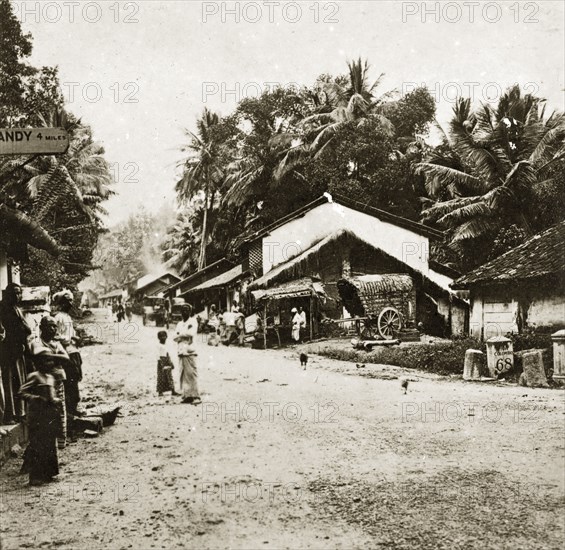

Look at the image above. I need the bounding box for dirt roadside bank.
[1,312,563,549]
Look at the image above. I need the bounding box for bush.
[509,331,553,352]
[318,338,484,376]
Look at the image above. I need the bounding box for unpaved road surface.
[1,310,564,549]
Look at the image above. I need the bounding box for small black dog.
[300,353,308,370]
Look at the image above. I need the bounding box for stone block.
[463,349,485,380]
[521,349,549,388]
[486,336,514,377]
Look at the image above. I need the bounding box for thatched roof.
[452,221,565,289]
[188,264,245,293]
[164,258,234,295]
[0,204,59,256]
[251,278,326,303]
[337,274,414,318]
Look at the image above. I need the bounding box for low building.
[99,289,125,308]
[165,194,470,342]
[134,272,180,300]
[451,221,565,340]
[242,194,468,339]
[163,259,237,310]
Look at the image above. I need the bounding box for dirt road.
[1,311,564,549]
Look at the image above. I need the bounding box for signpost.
[0,128,69,155]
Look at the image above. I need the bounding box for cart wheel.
[377,307,402,339]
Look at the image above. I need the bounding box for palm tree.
[176,108,223,269]
[161,211,200,276]
[220,86,303,210]
[10,110,113,226]
[416,87,565,255]
[274,58,396,182]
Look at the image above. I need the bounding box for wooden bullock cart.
[337,274,416,348]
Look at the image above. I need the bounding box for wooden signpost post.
[0,128,69,156]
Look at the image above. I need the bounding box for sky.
[17,0,565,224]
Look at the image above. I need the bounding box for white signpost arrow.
[0,128,70,155]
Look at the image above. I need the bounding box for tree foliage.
[0,0,112,292]
[167,61,437,275]
[417,86,565,269]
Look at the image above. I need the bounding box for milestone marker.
[0,128,70,155]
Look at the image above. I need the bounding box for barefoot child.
[19,355,63,485]
[156,331,178,396]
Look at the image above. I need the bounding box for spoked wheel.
[377,307,402,339]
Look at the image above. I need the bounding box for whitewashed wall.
[261,202,452,290]
[469,287,564,339]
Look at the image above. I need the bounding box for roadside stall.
[250,277,327,348]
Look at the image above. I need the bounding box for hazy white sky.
[18,0,565,223]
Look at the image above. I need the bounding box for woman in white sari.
[174,305,201,405]
[291,307,301,342]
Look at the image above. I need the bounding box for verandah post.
[263,304,267,350]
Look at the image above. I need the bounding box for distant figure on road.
[156,331,178,397]
[125,302,133,323]
[222,310,238,346]
[208,304,219,333]
[174,305,201,405]
[116,302,125,323]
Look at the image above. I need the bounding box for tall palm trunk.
[198,172,209,270]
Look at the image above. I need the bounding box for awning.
[186,264,245,294]
[0,204,59,256]
[99,289,123,299]
[251,277,326,302]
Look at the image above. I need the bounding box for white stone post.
[463,349,485,380]
[552,330,565,380]
[486,336,514,378]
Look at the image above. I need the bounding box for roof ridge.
[238,194,443,245]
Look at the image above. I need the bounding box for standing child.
[156,331,178,397]
[19,356,62,486]
[31,316,69,449]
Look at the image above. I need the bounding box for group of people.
[0,285,83,486]
[156,304,201,405]
[205,302,245,347]
[112,300,132,323]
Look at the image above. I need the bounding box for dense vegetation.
[169,62,564,275]
[0,0,113,292]
[2,0,563,294]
